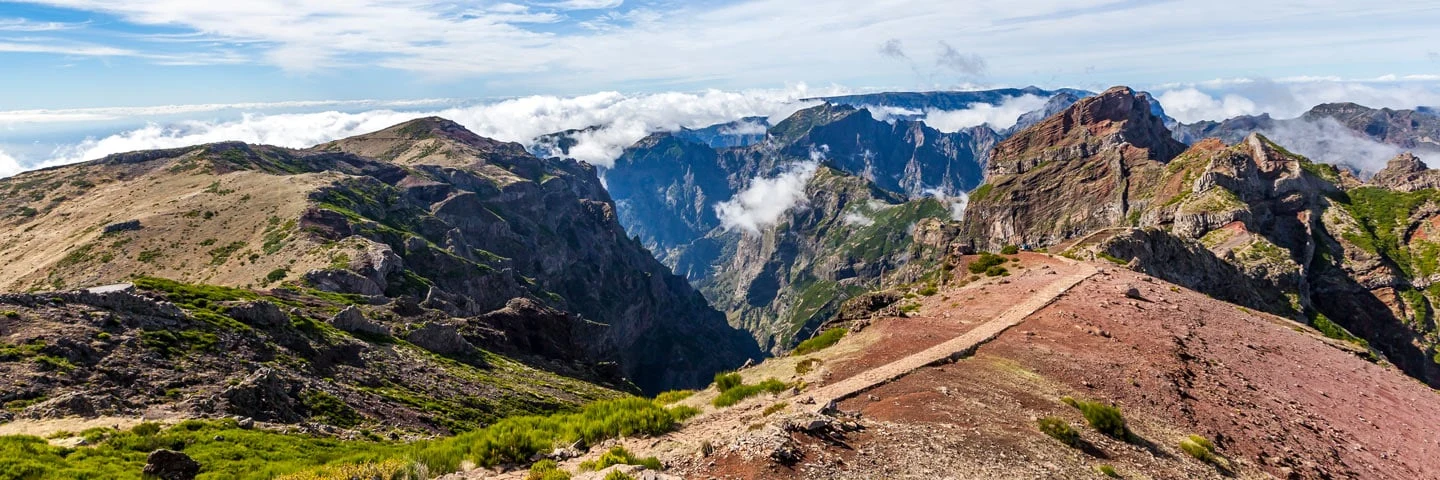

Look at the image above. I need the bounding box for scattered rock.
[406,322,474,355]
[85,283,135,294]
[225,301,290,328]
[1122,285,1144,300]
[143,449,200,480]
[329,306,389,336]
[304,269,385,296]
[22,392,126,419]
[102,220,142,234]
[218,368,302,422]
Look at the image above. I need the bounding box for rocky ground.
[459,254,1440,479]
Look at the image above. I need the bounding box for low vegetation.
[0,394,685,479]
[1179,434,1227,468]
[712,372,742,392]
[1098,464,1120,477]
[792,327,847,355]
[1062,396,1127,439]
[1000,245,1020,255]
[653,390,694,405]
[967,252,1007,274]
[1036,416,1080,447]
[525,459,572,480]
[578,446,661,472]
[713,378,789,408]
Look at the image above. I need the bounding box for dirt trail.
[803,263,1097,413]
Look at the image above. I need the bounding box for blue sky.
[2,0,1437,107]
[1,0,1439,174]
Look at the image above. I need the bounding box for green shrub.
[792,328,847,356]
[653,390,694,405]
[136,249,163,263]
[266,268,290,283]
[1062,397,1127,438]
[1097,464,1120,477]
[712,379,787,408]
[1,310,17,318]
[526,459,572,480]
[603,471,636,480]
[1000,245,1020,255]
[967,252,1007,274]
[1036,416,1079,447]
[762,402,788,416]
[712,372,742,392]
[917,284,938,296]
[578,446,661,472]
[667,405,701,422]
[301,390,361,428]
[1180,434,1223,466]
[984,265,1008,277]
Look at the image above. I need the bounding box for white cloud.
[1155,88,1260,124]
[921,94,1049,132]
[842,212,874,227]
[0,98,458,125]
[718,120,768,136]
[923,187,968,221]
[0,149,22,178]
[10,85,842,172]
[1258,117,1409,175]
[535,0,623,9]
[716,161,819,234]
[0,18,86,31]
[1155,79,1440,123]
[15,0,1439,87]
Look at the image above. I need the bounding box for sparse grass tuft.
[712,379,788,408]
[1098,464,1120,477]
[525,459,572,480]
[653,390,694,405]
[967,252,1007,274]
[792,328,847,356]
[795,358,822,375]
[1180,434,1226,467]
[762,402,788,416]
[578,446,661,472]
[712,372,743,392]
[1001,245,1020,255]
[1062,396,1127,439]
[1037,416,1079,447]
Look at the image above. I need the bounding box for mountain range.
[4,84,1440,479]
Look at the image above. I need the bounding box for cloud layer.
[1156,77,1440,123]
[922,94,1049,132]
[716,161,820,234]
[8,85,840,174]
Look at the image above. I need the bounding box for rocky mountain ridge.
[961,86,1440,387]
[0,117,760,396]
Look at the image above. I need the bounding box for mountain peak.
[987,84,1184,176]
[1370,152,1440,191]
[319,117,529,166]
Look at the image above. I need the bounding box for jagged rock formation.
[1171,102,1440,170]
[672,167,955,351]
[606,103,993,262]
[1370,152,1440,192]
[0,117,760,394]
[960,86,1440,386]
[963,86,1187,250]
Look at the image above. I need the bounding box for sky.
[1,0,1439,175]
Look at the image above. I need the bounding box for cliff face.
[962,86,1187,251]
[959,87,1440,386]
[0,117,760,393]
[606,103,993,262]
[673,167,955,351]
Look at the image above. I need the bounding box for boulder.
[225,301,290,328]
[142,449,200,480]
[406,322,473,355]
[218,368,302,422]
[1122,285,1144,300]
[329,306,389,336]
[305,269,384,297]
